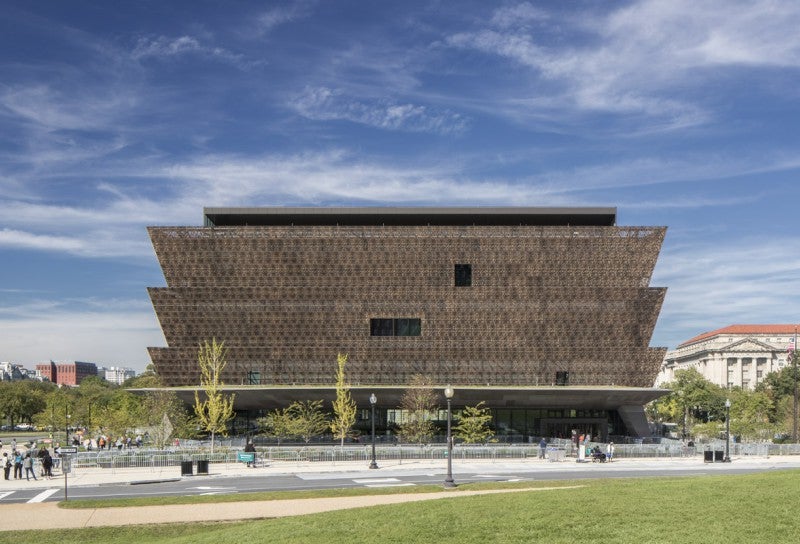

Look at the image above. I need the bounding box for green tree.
[0,380,51,430]
[330,353,357,447]
[288,400,329,443]
[649,368,726,438]
[194,338,236,452]
[454,401,494,444]
[124,371,195,446]
[398,374,437,444]
[258,406,295,445]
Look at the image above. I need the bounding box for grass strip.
[4,470,800,544]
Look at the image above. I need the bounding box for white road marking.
[28,489,59,503]
[0,491,15,500]
[352,478,402,484]
[363,483,416,488]
[199,491,237,495]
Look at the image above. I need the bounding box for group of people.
[94,434,143,451]
[2,441,57,481]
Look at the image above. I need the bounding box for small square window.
[455,264,472,287]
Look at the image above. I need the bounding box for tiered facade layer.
[148,224,667,387]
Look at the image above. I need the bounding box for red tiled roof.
[679,324,800,347]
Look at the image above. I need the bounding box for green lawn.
[3,470,799,543]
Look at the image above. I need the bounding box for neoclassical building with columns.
[657,324,798,390]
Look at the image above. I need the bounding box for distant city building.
[657,325,799,390]
[99,366,136,385]
[0,361,36,381]
[35,360,98,386]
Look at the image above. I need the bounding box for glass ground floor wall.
[230,406,628,443]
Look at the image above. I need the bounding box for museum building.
[146,207,669,440]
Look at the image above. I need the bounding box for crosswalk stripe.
[28,489,59,503]
[0,491,15,500]
[352,478,402,484]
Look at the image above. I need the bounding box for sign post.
[60,447,78,501]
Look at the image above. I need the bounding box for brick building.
[36,360,98,386]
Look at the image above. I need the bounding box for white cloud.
[490,2,548,28]
[0,228,85,252]
[289,86,469,134]
[131,35,254,69]
[446,0,800,124]
[257,1,315,33]
[652,237,800,348]
[1,84,137,132]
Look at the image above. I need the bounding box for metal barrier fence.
[65,441,800,473]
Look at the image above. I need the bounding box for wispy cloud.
[653,237,800,348]
[131,35,255,69]
[0,228,85,252]
[257,0,316,34]
[289,86,468,134]
[445,0,800,126]
[4,143,799,259]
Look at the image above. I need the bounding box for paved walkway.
[1,455,799,532]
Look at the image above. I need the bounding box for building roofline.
[679,324,800,348]
[202,206,618,227]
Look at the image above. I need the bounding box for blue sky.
[2,1,800,373]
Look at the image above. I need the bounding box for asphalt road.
[0,461,787,505]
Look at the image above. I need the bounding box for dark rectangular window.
[370,318,421,337]
[454,264,472,286]
[370,318,395,336]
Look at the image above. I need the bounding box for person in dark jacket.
[2,453,10,480]
[244,439,256,467]
[42,451,54,479]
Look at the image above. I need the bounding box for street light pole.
[724,398,731,462]
[369,393,378,469]
[444,385,456,488]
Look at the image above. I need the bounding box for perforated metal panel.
[147,219,667,389]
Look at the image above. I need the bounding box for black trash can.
[703,450,713,463]
[196,460,209,474]
[181,460,193,476]
[714,450,724,462]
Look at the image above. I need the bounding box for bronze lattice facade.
[148,207,667,400]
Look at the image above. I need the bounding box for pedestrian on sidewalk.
[538,437,547,459]
[42,450,54,479]
[23,452,38,481]
[2,452,10,480]
[13,450,23,479]
[606,442,614,462]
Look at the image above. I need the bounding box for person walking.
[538,437,548,459]
[606,441,614,462]
[23,452,38,481]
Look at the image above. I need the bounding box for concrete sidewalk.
[2,455,799,531]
